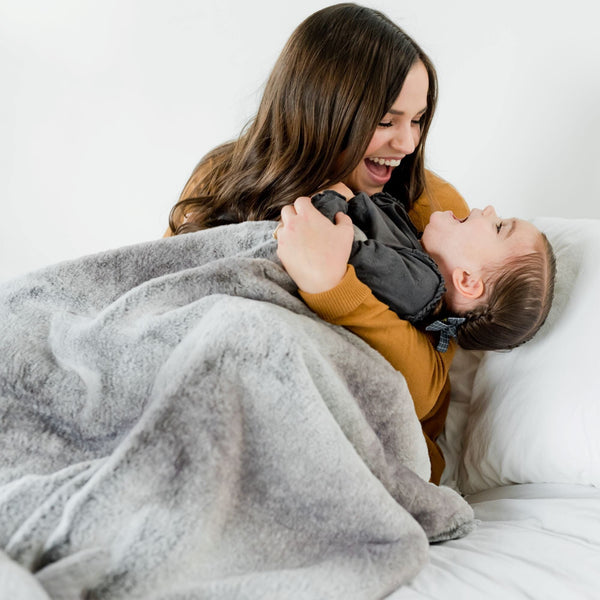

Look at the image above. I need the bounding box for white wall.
[1,0,598,282]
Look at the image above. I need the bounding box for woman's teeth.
[367,157,401,167]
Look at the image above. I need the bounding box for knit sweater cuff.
[299,265,371,321]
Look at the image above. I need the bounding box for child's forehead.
[509,219,544,250]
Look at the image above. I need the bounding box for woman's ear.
[451,267,485,300]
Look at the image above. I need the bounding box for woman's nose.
[389,124,417,155]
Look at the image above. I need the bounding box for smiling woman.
[1,3,599,597]
[344,60,430,195]
[165,3,440,235]
[164,3,473,485]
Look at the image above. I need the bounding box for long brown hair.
[168,3,438,234]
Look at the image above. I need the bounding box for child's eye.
[496,222,503,233]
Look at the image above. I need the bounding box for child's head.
[421,206,556,350]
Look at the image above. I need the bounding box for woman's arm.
[276,196,452,420]
[276,195,355,294]
[299,266,455,420]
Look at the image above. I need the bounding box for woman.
[166,3,469,484]
[165,3,467,234]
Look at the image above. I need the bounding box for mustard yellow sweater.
[166,169,469,482]
[300,171,469,484]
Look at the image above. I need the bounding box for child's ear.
[451,267,485,300]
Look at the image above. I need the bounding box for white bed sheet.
[389,483,600,600]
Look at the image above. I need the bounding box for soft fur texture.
[0,221,473,600]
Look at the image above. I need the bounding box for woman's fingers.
[279,202,297,224]
[278,197,320,240]
[277,202,301,238]
[275,197,353,294]
[293,196,313,213]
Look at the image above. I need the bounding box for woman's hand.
[276,196,354,294]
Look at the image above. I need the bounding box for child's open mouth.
[453,214,468,223]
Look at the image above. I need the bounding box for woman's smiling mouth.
[367,157,402,167]
[363,157,402,185]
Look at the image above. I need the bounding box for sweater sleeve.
[301,171,468,484]
[300,264,456,421]
[408,171,470,231]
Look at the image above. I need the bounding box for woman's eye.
[411,117,424,126]
[378,121,393,128]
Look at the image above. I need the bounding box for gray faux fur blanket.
[0,222,474,600]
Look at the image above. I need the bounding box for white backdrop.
[1,0,599,282]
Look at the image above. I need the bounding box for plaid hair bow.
[425,317,466,352]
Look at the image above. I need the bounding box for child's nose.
[482,205,497,218]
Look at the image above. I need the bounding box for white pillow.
[457,217,600,494]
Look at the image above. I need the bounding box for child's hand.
[275,196,354,294]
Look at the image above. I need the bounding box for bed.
[394,216,600,599]
[0,216,598,599]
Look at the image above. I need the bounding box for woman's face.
[343,60,429,195]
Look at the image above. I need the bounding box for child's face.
[421,206,542,284]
